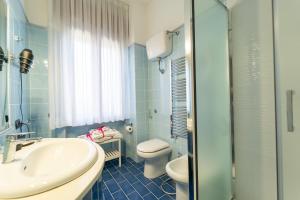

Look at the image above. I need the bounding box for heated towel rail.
[171,57,188,139]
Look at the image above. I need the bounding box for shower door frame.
[271,0,281,199]
[188,0,199,199]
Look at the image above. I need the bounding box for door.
[274,0,300,199]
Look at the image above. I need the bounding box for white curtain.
[49,0,130,129]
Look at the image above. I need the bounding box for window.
[49,0,130,129]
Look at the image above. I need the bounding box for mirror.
[0,0,8,132]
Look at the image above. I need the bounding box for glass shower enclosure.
[273,0,300,199]
[192,0,232,199]
[191,0,300,199]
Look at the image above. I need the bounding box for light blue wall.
[8,0,30,128]
[0,0,7,131]
[0,1,5,47]
[127,26,188,161]
[126,43,149,161]
[27,24,50,138]
[134,45,149,145]
[0,0,29,144]
[147,26,188,158]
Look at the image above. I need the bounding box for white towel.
[78,126,122,143]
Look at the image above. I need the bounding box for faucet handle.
[5,134,17,141]
[6,132,36,140]
[177,152,183,158]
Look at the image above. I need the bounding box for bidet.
[166,155,189,200]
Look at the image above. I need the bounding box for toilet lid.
[137,139,170,153]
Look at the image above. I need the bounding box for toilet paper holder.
[125,123,133,133]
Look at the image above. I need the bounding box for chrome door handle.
[287,90,294,132]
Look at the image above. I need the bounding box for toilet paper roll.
[125,125,133,133]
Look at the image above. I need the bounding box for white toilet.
[137,139,171,179]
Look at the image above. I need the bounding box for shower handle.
[286,90,294,132]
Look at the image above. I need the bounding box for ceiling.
[21,0,151,27]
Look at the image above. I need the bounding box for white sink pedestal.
[176,182,189,200]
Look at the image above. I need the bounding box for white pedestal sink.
[166,155,189,200]
[0,138,105,199]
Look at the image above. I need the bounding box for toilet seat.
[137,139,171,159]
[137,139,170,153]
[137,147,172,159]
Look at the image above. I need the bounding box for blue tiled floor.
[102,158,176,200]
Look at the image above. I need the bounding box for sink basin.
[166,155,189,200]
[0,138,98,199]
[166,154,188,183]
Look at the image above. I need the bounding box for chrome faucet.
[2,132,42,164]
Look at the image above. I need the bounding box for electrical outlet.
[15,119,21,129]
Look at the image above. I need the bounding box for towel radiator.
[171,56,188,139]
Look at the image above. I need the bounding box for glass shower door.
[273,0,300,199]
[193,0,232,199]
